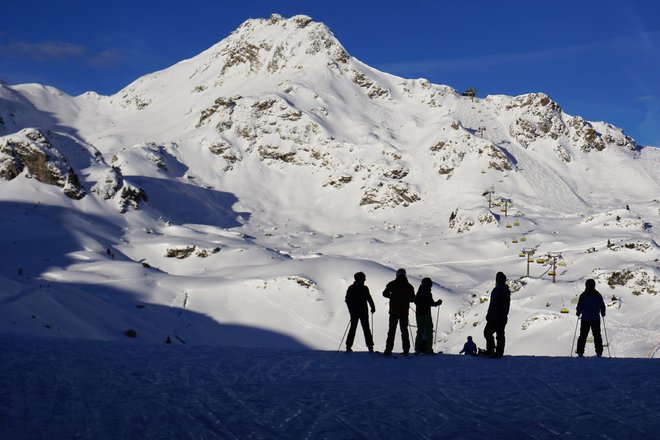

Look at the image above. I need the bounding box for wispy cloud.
[0,40,87,61]
[88,48,126,67]
[376,30,660,76]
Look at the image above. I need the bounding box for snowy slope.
[0,14,658,359]
[2,335,659,439]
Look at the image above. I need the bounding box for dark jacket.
[460,339,477,355]
[414,285,442,316]
[576,288,606,321]
[486,282,511,324]
[345,282,375,314]
[383,276,415,316]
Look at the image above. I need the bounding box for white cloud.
[0,40,87,61]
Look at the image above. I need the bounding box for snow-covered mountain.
[1,14,658,357]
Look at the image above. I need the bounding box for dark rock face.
[0,128,85,199]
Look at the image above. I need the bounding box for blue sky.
[1,0,659,146]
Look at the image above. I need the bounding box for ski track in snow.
[2,335,659,439]
[247,284,341,343]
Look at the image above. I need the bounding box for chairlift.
[560,308,569,314]
[536,259,545,264]
[512,239,519,243]
[519,253,526,257]
[558,262,567,267]
[506,224,512,228]
[548,271,556,276]
[514,221,520,226]
[520,237,527,242]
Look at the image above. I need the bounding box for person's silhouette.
[575,279,606,357]
[344,272,375,353]
[414,277,442,354]
[383,268,415,356]
[483,272,511,358]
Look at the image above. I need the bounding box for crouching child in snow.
[459,336,477,356]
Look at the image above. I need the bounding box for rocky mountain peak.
[212,14,350,77]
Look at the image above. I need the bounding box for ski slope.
[1,335,658,439]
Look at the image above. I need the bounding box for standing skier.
[383,268,416,356]
[414,277,442,354]
[483,271,511,358]
[575,279,606,357]
[345,272,376,353]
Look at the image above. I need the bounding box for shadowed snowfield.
[2,335,658,439]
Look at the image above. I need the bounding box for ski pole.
[337,318,350,352]
[603,317,611,358]
[570,316,579,357]
[433,304,440,347]
[370,310,375,347]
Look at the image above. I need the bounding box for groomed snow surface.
[2,335,658,439]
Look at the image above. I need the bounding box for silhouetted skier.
[345,272,376,353]
[460,336,477,355]
[414,277,442,354]
[483,272,511,358]
[383,268,416,356]
[575,279,606,357]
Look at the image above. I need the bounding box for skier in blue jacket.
[575,279,606,357]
